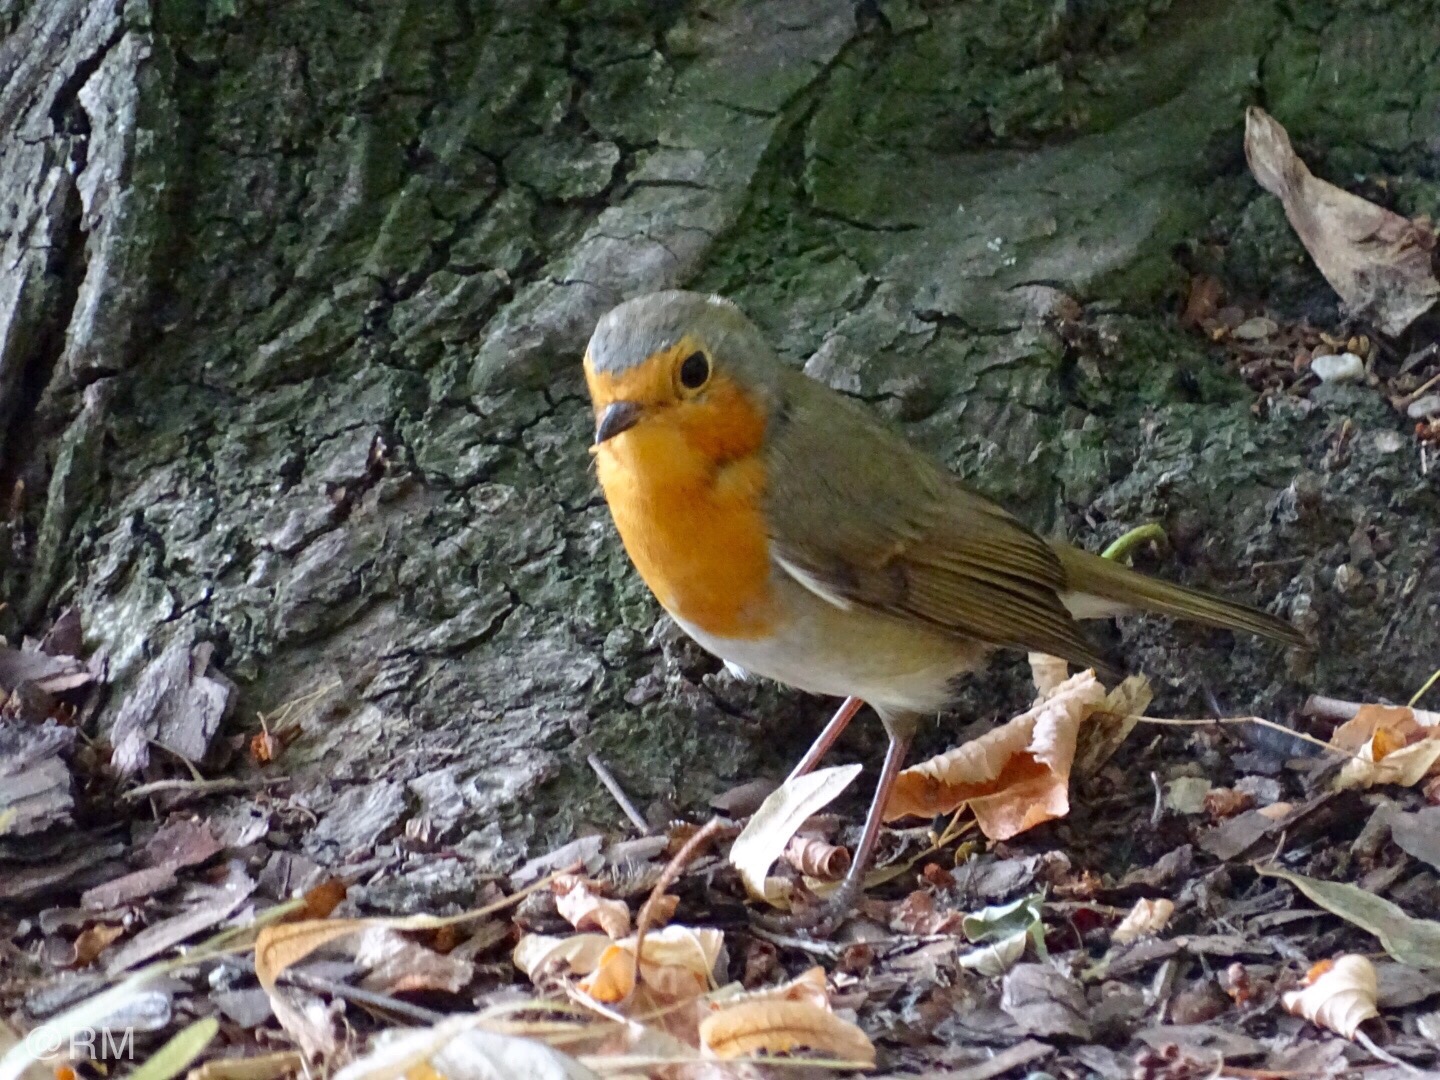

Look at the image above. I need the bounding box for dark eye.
[678,350,710,390]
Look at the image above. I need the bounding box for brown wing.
[764,370,1111,674]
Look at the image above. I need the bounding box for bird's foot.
[749,879,863,938]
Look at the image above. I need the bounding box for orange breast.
[595,394,775,640]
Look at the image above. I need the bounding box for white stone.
[1232,316,1277,340]
[1406,393,1440,420]
[1311,351,1365,383]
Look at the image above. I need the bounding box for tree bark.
[2,0,1437,875]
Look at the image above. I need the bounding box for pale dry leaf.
[699,1000,874,1065]
[254,919,372,989]
[332,1016,599,1080]
[1112,898,1175,946]
[72,923,126,967]
[1245,106,1440,335]
[1282,955,1380,1040]
[266,986,338,1061]
[353,927,474,995]
[1028,653,1070,700]
[1164,778,1211,815]
[512,934,613,983]
[707,966,830,1012]
[186,1050,303,1080]
[514,926,723,1005]
[552,875,631,939]
[729,764,861,902]
[1073,674,1152,778]
[431,1028,601,1080]
[885,670,1107,838]
[957,930,1028,976]
[782,836,850,881]
[1332,705,1440,790]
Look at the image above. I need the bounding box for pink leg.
[762,718,915,934]
[786,696,864,782]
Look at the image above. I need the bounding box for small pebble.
[1311,351,1365,383]
[1333,562,1363,593]
[1373,430,1406,454]
[1232,315,1278,340]
[1407,393,1440,420]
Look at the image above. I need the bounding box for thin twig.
[586,754,651,835]
[1400,368,1440,408]
[123,776,291,801]
[281,969,449,1024]
[747,927,845,960]
[1302,694,1440,727]
[630,818,726,998]
[1301,695,1364,722]
[1355,1028,1422,1074]
[1410,667,1440,708]
[1135,715,1358,758]
[1149,771,1164,826]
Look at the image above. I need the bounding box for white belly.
[671,570,985,718]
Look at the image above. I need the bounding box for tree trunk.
[2,0,1437,878]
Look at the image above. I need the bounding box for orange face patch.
[585,339,776,639]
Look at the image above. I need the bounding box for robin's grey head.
[583,291,783,445]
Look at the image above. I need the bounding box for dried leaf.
[1282,955,1380,1039]
[958,931,1029,977]
[728,764,861,901]
[1332,705,1440,790]
[512,934,612,983]
[513,925,723,1004]
[885,671,1107,838]
[185,1054,300,1080]
[353,928,474,995]
[552,875,631,939]
[1027,653,1070,699]
[299,878,349,920]
[334,1018,600,1080]
[709,966,831,1011]
[71,924,125,968]
[1112,899,1175,946]
[1389,807,1440,872]
[1257,866,1440,969]
[1164,778,1211,815]
[962,893,1047,953]
[699,1001,874,1064]
[266,988,337,1061]
[128,1018,219,1080]
[429,1029,600,1080]
[1245,106,1439,335]
[254,919,371,989]
[1181,275,1224,327]
[1001,964,1093,1040]
[186,1051,303,1080]
[782,836,850,881]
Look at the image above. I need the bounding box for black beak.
[594,400,642,445]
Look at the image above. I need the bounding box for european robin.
[583,290,1304,928]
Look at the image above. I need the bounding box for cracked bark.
[1,0,1437,882]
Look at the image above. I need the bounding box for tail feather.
[1052,543,1307,647]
